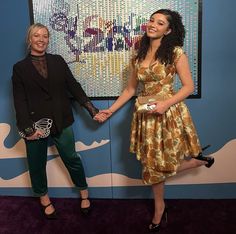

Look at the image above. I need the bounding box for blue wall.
[1,0,236,198]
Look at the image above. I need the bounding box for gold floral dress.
[130,47,202,184]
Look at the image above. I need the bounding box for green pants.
[25,126,88,196]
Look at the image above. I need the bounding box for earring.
[164,30,171,36]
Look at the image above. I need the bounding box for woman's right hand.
[26,129,44,140]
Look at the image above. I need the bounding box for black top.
[31,54,48,79]
[12,53,98,136]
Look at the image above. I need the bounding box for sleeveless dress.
[129,47,202,184]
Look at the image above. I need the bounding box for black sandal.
[41,203,57,219]
[195,144,214,168]
[80,198,91,215]
[149,207,168,232]
[195,153,215,168]
[149,223,161,232]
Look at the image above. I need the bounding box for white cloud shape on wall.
[0,123,109,159]
[1,138,236,187]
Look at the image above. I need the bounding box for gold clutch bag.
[135,94,166,113]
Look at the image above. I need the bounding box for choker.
[30,54,46,61]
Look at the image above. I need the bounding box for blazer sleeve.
[56,55,89,104]
[58,55,99,117]
[12,64,34,131]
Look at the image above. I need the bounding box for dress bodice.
[135,47,184,97]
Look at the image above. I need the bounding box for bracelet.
[24,127,35,137]
[108,108,113,114]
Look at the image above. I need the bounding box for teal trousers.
[25,126,88,196]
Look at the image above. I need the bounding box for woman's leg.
[25,138,55,214]
[151,181,165,225]
[52,126,90,209]
[25,138,48,195]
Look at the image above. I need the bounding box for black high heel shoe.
[195,144,214,168]
[41,203,57,219]
[149,207,168,232]
[80,198,91,215]
[195,153,215,168]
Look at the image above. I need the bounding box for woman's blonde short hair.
[26,23,49,49]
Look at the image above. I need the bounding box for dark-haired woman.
[96,9,214,232]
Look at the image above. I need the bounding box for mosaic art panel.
[30,0,201,98]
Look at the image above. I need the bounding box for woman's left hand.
[148,100,170,115]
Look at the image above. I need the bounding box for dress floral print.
[130,47,202,184]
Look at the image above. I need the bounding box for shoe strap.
[151,223,160,228]
[42,202,52,208]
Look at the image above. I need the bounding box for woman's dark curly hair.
[135,9,185,65]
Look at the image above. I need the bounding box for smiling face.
[146,13,171,40]
[29,27,49,56]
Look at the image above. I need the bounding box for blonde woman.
[12,23,98,219]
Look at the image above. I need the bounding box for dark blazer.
[12,53,89,134]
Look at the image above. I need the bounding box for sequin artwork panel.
[29,0,202,98]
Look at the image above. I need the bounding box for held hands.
[93,100,170,122]
[93,109,113,123]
